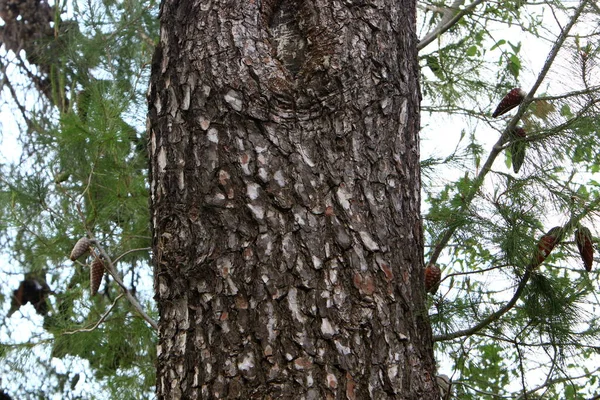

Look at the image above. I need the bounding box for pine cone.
[509,127,527,174]
[424,263,442,294]
[531,226,562,269]
[90,257,105,296]
[70,237,91,261]
[492,88,526,118]
[575,227,594,272]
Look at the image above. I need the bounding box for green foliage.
[0,0,158,398]
[419,0,600,398]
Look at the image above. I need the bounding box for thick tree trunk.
[148,0,437,398]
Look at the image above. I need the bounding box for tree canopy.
[0,0,599,398]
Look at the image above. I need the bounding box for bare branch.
[418,0,486,51]
[63,294,124,334]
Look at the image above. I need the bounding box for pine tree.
[0,0,158,398]
[148,0,437,397]
[419,1,600,397]
[0,0,599,398]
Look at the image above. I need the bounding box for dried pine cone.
[575,226,594,272]
[70,237,91,261]
[531,226,562,269]
[424,263,442,294]
[90,257,105,296]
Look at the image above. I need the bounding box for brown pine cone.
[424,263,442,294]
[575,226,594,272]
[90,257,105,296]
[70,237,91,261]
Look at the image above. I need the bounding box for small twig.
[112,247,152,264]
[63,294,124,334]
[79,162,97,201]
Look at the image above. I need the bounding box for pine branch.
[433,195,600,342]
[418,0,485,51]
[514,366,600,399]
[434,267,532,342]
[496,96,600,152]
[58,161,158,331]
[427,0,591,267]
[89,239,158,331]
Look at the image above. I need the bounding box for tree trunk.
[148,0,437,398]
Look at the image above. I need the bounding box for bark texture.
[148,0,437,398]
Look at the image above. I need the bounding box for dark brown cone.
[70,237,91,261]
[424,264,442,294]
[492,88,526,118]
[575,227,594,272]
[90,257,105,296]
[531,226,562,269]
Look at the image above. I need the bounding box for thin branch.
[112,247,152,264]
[515,342,528,399]
[0,60,34,131]
[474,332,600,350]
[453,380,513,399]
[89,240,158,331]
[531,87,600,102]
[418,0,486,51]
[63,294,124,334]
[441,262,510,280]
[515,366,600,400]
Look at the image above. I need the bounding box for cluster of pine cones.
[424,225,594,294]
[70,237,106,296]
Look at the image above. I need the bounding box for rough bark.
[148,0,437,398]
